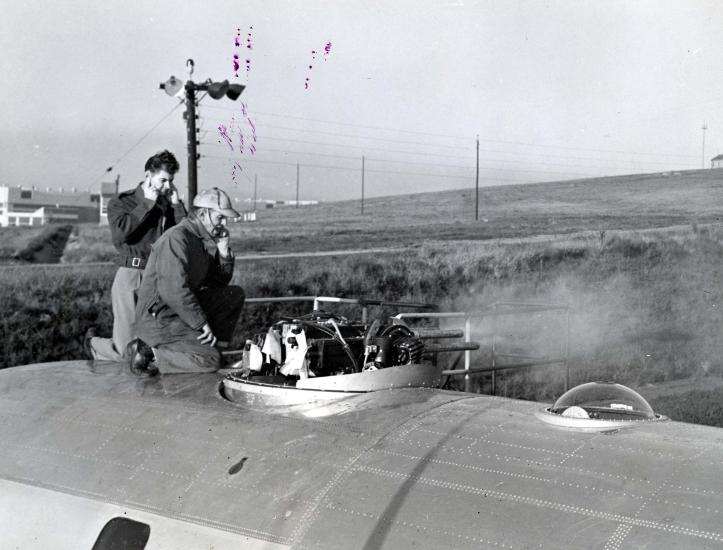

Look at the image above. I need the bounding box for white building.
[711,154,723,169]
[0,186,99,227]
[98,180,119,225]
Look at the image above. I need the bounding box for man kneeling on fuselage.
[128,187,245,376]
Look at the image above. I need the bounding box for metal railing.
[241,296,570,396]
[245,295,434,324]
[395,302,570,394]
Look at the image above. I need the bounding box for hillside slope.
[234,168,723,253]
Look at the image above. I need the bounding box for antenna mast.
[702,122,708,169]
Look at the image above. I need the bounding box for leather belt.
[119,256,147,270]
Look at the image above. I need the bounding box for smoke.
[441,229,723,399]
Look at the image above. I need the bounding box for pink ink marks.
[226,30,258,184]
[233,26,253,78]
[247,116,257,141]
[218,124,233,150]
[305,42,332,90]
[233,29,242,76]
[231,161,243,184]
[248,123,256,154]
[236,102,257,156]
[244,27,253,75]
[218,105,256,157]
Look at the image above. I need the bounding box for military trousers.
[89,267,142,361]
[153,285,245,374]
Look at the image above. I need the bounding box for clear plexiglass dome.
[550,381,655,420]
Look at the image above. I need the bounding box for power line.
[201,117,695,168]
[203,154,353,171]
[362,158,598,178]
[213,133,472,160]
[229,159,255,186]
[204,144,360,162]
[362,150,657,173]
[200,134,687,169]
[202,104,472,141]
[200,142,605,178]
[86,102,183,191]
[202,154,538,183]
[203,115,474,151]
[202,106,699,159]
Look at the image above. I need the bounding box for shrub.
[4,224,723,428]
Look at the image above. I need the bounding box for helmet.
[192,187,240,218]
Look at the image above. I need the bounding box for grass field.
[56,167,723,259]
[2,168,723,426]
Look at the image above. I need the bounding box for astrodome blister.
[536,382,666,430]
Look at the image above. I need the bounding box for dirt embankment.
[11,225,75,264]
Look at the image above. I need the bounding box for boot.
[127,339,159,377]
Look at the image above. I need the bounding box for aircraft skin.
[0,359,722,549]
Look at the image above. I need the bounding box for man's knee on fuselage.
[153,342,222,374]
[130,187,244,376]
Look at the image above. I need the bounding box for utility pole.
[361,155,365,215]
[702,122,708,169]
[475,136,480,221]
[184,71,199,202]
[160,59,245,203]
[253,174,257,211]
[296,163,300,208]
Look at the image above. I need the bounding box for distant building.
[283,200,320,206]
[0,186,99,227]
[98,178,120,226]
[242,198,320,207]
[252,199,320,207]
[711,154,723,168]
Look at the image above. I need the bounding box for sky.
[2,1,723,203]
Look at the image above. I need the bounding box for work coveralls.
[133,215,245,373]
[89,184,186,361]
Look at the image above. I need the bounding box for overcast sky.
[2,1,722,202]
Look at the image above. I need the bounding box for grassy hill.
[3,168,723,426]
[229,168,723,253]
[59,168,723,262]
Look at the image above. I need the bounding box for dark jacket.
[107,184,187,266]
[134,215,235,346]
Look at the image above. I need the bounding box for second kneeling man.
[131,187,245,375]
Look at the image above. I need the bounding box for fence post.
[565,307,571,392]
[464,316,471,393]
[491,304,497,395]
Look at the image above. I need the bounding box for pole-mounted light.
[161,76,184,97]
[159,60,246,202]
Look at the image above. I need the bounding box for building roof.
[100,181,118,195]
[712,154,723,161]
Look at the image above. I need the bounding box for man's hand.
[197,323,217,347]
[142,178,161,202]
[167,183,180,205]
[214,227,231,258]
